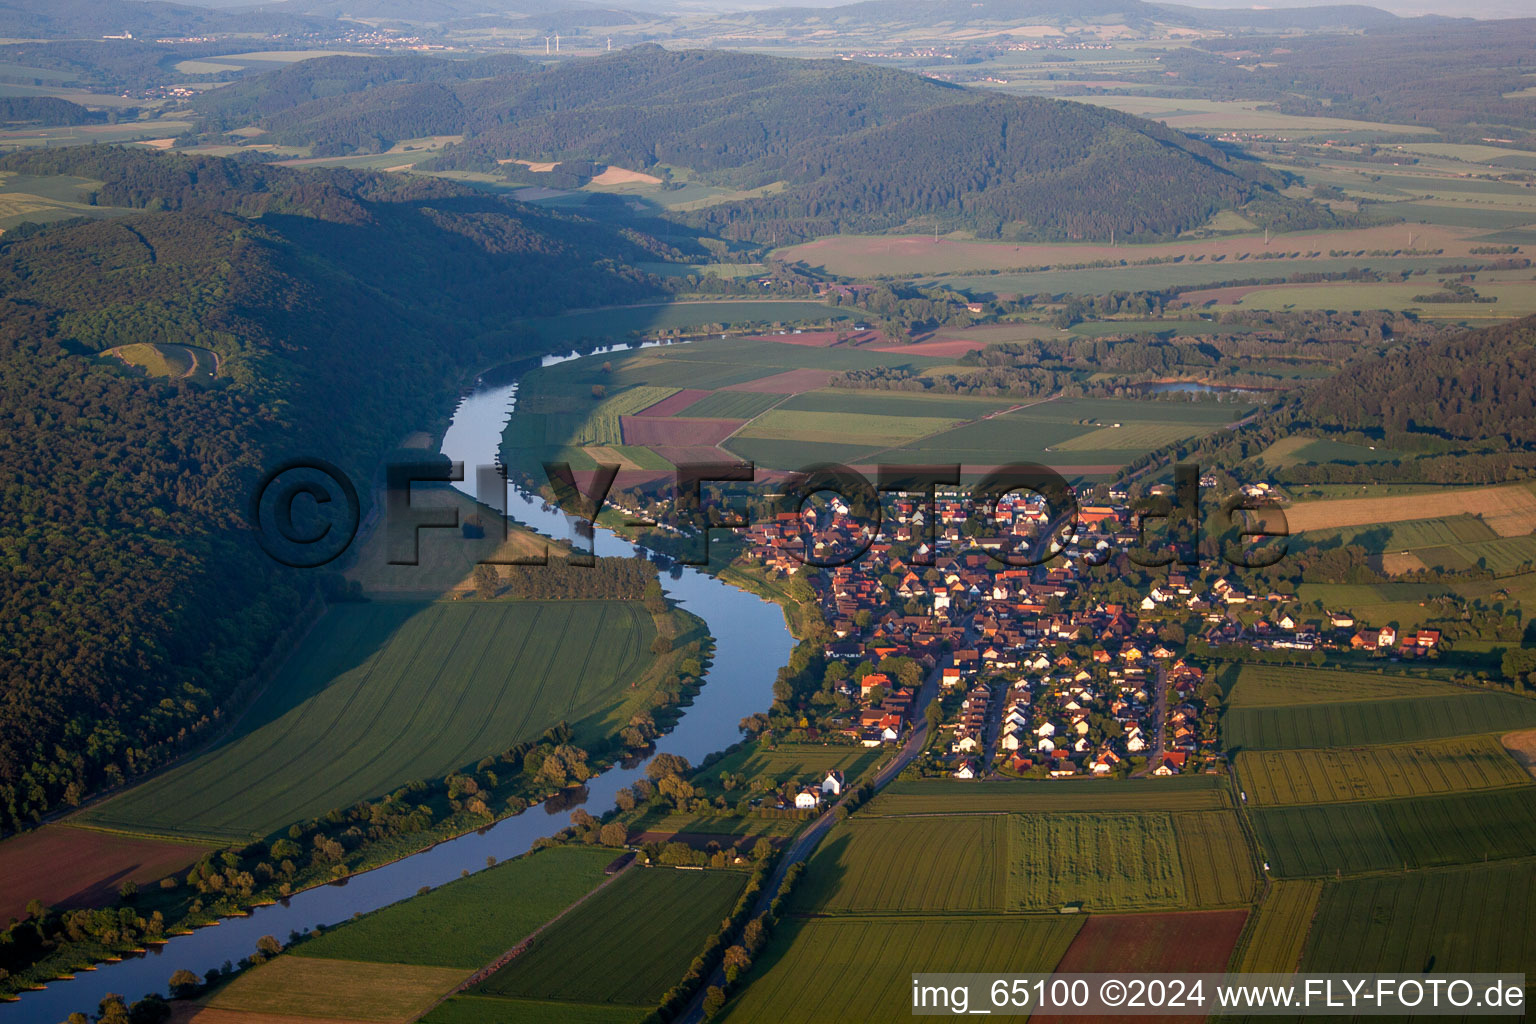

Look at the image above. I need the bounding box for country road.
[677,654,947,1024]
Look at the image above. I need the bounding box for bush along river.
[10,353,794,1023]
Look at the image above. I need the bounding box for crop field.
[673,390,786,419]
[80,600,658,841]
[794,816,1008,914]
[196,956,468,1023]
[1009,813,1185,911]
[734,408,961,445]
[568,386,678,444]
[619,415,743,446]
[1251,786,1536,877]
[1049,421,1211,451]
[1174,811,1257,907]
[1224,666,1460,708]
[1235,736,1533,806]
[862,777,1230,815]
[697,743,883,797]
[628,810,805,839]
[1291,514,1498,553]
[777,390,1015,419]
[0,824,210,925]
[472,867,747,1007]
[778,224,1470,278]
[1301,861,1536,977]
[420,996,645,1024]
[1032,911,1249,1024]
[292,847,614,968]
[1230,881,1322,974]
[1285,483,1536,538]
[719,915,1083,1023]
[1222,691,1536,751]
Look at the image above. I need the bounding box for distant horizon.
[180,0,1536,20]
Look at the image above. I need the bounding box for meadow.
[1235,736,1533,806]
[1302,861,1536,976]
[421,996,645,1024]
[1221,691,1536,751]
[471,867,747,1006]
[695,742,884,798]
[292,847,616,968]
[719,915,1082,1023]
[1224,665,1460,709]
[1229,880,1323,974]
[792,816,1008,914]
[79,599,658,841]
[1251,786,1536,877]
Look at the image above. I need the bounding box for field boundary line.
[426,857,639,1013]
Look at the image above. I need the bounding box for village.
[737,480,1437,788]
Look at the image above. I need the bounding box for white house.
[821,770,845,797]
[952,760,977,780]
[794,787,821,809]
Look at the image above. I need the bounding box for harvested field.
[588,166,660,185]
[867,337,988,357]
[619,415,744,446]
[674,390,785,420]
[1285,483,1536,538]
[0,824,211,924]
[720,368,834,393]
[197,956,467,1023]
[632,388,710,417]
[171,1008,374,1024]
[1380,551,1428,574]
[1502,729,1536,781]
[1032,910,1248,1024]
[651,444,737,467]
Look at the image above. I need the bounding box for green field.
[1251,787,1536,877]
[777,390,1015,419]
[862,777,1230,815]
[471,867,747,1006]
[422,996,645,1024]
[80,600,659,841]
[293,847,614,968]
[697,742,884,798]
[1236,736,1533,806]
[1230,880,1323,973]
[676,390,786,419]
[793,816,1008,914]
[735,407,960,445]
[1009,812,1185,911]
[570,386,678,444]
[1302,861,1536,976]
[1224,666,1461,709]
[719,915,1082,1023]
[1222,691,1536,751]
[1175,811,1258,906]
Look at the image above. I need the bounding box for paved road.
[677,656,947,1024]
[1136,662,1169,777]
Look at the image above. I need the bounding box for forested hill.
[0,147,669,834]
[1301,314,1536,448]
[192,46,1319,243]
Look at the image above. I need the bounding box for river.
[8,354,796,1024]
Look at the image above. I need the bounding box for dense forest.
[1300,314,1536,448]
[189,46,1320,243]
[0,146,672,834]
